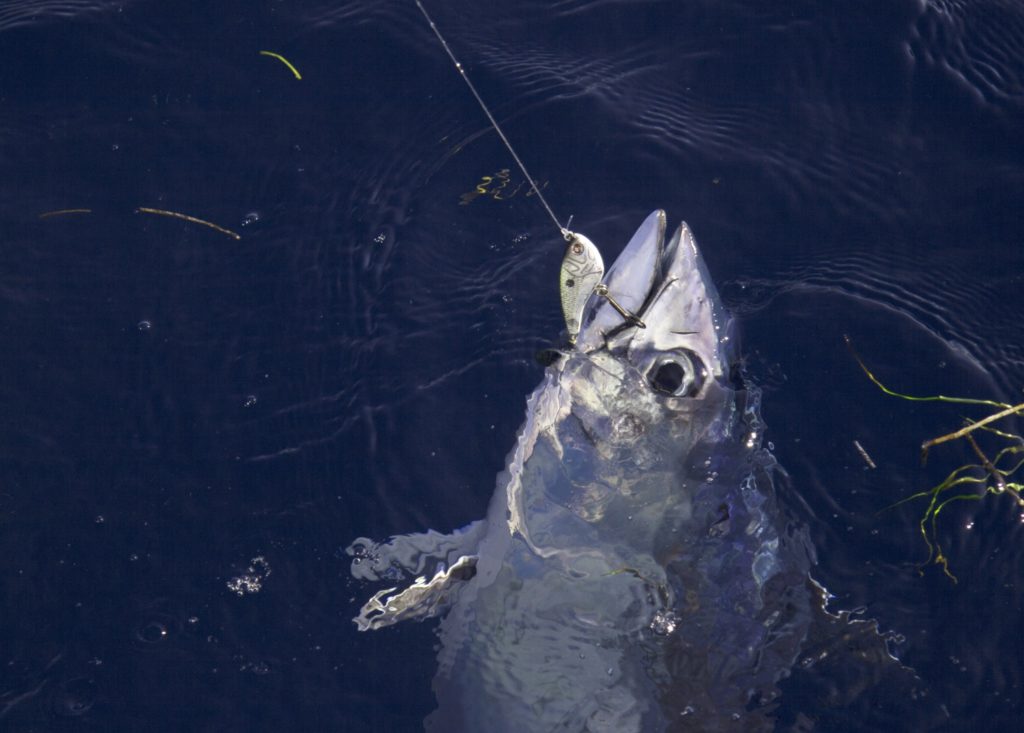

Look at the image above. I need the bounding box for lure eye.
[647,351,705,397]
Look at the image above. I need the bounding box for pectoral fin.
[353,554,478,631]
[347,521,487,630]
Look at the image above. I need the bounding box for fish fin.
[353,555,478,631]
[346,520,487,630]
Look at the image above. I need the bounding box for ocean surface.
[1,0,1022,730]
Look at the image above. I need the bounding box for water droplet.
[94,515,105,524]
[244,395,257,407]
[650,610,679,635]
[227,556,272,596]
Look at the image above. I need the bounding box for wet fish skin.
[348,211,813,731]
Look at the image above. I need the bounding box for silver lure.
[560,230,647,346]
[559,232,605,345]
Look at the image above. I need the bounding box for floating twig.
[135,207,241,240]
[964,430,1005,492]
[259,50,302,80]
[922,402,1024,463]
[38,208,92,218]
[853,440,877,469]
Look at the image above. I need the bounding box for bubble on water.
[137,320,152,331]
[240,660,271,675]
[241,211,261,226]
[227,556,272,596]
[650,609,679,635]
[244,395,257,407]
[135,620,169,643]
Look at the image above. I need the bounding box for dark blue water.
[1,0,1022,730]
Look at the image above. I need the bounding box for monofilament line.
[413,0,570,240]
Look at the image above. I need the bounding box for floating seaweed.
[845,335,1024,581]
[259,50,302,80]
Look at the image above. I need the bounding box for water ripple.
[0,0,125,32]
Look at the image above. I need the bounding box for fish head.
[556,210,737,462]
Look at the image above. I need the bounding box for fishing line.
[413,0,570,241]
[413,0,645,344]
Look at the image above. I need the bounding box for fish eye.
[646,350,705,398]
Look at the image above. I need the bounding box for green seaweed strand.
[846,335,1024,581]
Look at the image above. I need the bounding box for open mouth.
[574,211,730,381]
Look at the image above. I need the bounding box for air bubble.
[136,620,169,643]
[227,555,272,596]
[650,610,679,635]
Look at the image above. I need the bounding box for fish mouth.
[576,210,731,378]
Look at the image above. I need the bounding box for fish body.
[348,211,814,731]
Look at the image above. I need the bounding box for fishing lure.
[413,0,643,345]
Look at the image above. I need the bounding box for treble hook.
[559,232,645,346]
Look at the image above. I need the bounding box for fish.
[346,211,821,731]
